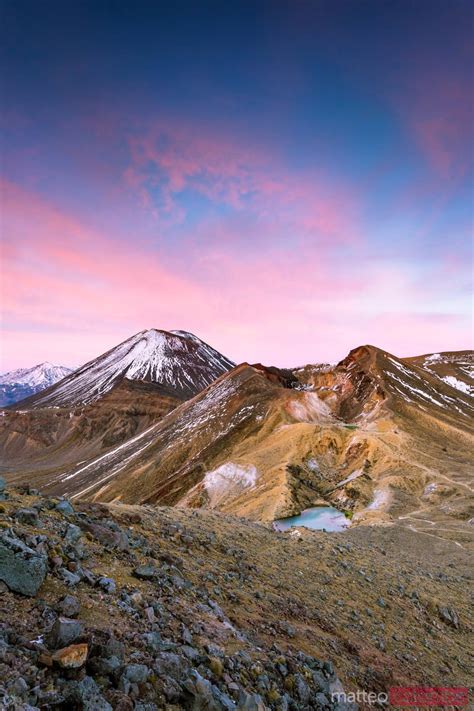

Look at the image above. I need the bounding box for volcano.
[16,329,235,408]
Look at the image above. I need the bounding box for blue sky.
[1,0,473,368]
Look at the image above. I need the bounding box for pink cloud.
[392,65,473,180]
[123,119,361,245]
[1,177,471,372]
[0,178,208,329]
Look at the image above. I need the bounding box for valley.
[1,334,472,550]
[0,329,472,708]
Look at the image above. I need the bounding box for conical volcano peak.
[17,329,235,408]
[169,329,202,342]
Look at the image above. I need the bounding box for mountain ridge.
[0,333,472,548]
[0,362,74,407]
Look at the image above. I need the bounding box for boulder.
[0,531,47,596]
[182,670,237,710]
[118,663,150,694]
[237,691,266,710]
[133,564,159,580]
[14,508,40,526]
[53,643,89,669]
[46,616,83,649]
[64,523,82,544]
[80,521,129,550]
[56,499,75,515]
[57,594,81,618]
[68,676,112,711]
[97,577,116,593]
[58,567,82,587]
[121,663,150,684]
[438,605,460,629]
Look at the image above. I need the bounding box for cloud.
[123,118,361,246]
[1,162,471,371]
[0,178,207,330]
[391,61,473,181]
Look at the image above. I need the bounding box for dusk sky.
[1,0,473,370]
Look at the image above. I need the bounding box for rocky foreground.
[0,479,471,710]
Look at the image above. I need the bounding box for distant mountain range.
[0,362,73,407]
[0,330,472,538]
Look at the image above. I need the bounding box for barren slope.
[14,347,471,549]
[0,485,471,709]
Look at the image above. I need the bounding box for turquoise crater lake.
[273,506,350,532]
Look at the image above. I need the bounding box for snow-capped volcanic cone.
[16,329,235,408]
[0,363,73,407]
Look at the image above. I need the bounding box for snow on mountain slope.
[4,346,473,529]
[405,350,474,398]
[0,363,73,388]
[16,329,235,408]
[43,364,281,503]
[0,363,73,407]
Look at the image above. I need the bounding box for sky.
[1,0,473,370]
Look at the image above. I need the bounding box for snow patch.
[441,376,473,395]
[203,463,257,505]
[424,353,442,364]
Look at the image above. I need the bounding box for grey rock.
[142,631,162,653]
[89,653,121,676]
[9,675,29,697]
[64,523,82,544]
[0,531,47,596]
[438,606,460,628]
[182,626,193,645]
[58,567,81,587]
[80,521,128,550]
[294,673,310,704]
[57,594,80,618]
[97,577,116,593]
[46,616,83,649]
[181,645,202,662]
[14,508,39,526]
[154,651,189,681]
[328,677,350,707]
[312,670,329,694]
[133,564,159,580]
[55,500,74,515]
[81,568,97,586]
[280,621,295,638]
[323,660,335,677]
[276,695,290,711]
[144,605,155,622]
[237,690,266,710]
[213,686,237,710]
[121,663,150,683]
[315,692,329,707]
[182,670,235,710]
[69,676,112,711]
